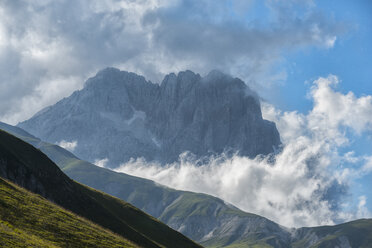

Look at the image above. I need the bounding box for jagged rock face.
[18,68,281,168]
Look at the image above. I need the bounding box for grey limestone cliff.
[18,68,281,168]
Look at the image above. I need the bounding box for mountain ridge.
[18,68,281,168]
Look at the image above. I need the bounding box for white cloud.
[0,0,345,124]
[264,75,372,145]
[325,36,337,48]
[309,75,372,135]
[57,140,77,152]
[361,156,372,173]
[2,75,83,124]
[116,75,372,227]
[310,24,337,48]
[116,137,343,227]
[94,158,109,168]
[357,196,372,219]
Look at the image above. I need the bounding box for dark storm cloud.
[145,0,344,67]
[0,0,345,123]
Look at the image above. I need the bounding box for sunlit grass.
[0,177,138,248]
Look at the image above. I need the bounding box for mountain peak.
[177,70,200,79]
[204,69,231,81]
[19,68,281,167]
[84,67,149,90]
[97,66,121,75]
[161,70,201,85]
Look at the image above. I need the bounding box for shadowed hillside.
[0,177,138,248]
[0,129,202,248]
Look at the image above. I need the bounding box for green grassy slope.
[293,219,372,248]
[0,129,202,248]
[157,193,287,247]
[0,177,138,248]
[203,239,273,248]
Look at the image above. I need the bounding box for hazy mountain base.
[0,128,202,248]
[18,68,280,167]
[2,122,371,247]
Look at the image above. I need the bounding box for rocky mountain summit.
[18,68,280,168]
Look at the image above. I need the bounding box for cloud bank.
[116,75,372,227]
[0,0,345,124]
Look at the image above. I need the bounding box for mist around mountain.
[2,122,372,248]
[18,68,280,168]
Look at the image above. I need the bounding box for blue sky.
[0,0,371,226]
[279,0,372,112]
[273,0,372,214]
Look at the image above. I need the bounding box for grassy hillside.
[0,129,202,248]
[292,219,372,248]
[0,177,137,248]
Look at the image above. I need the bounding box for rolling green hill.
[292,219,372,248]
[0,177,138,248]
[0,129,202,248]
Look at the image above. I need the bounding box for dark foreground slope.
[0,178,138,248]
[0,130,202,248]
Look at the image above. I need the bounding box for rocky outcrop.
[18,68,281,168]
